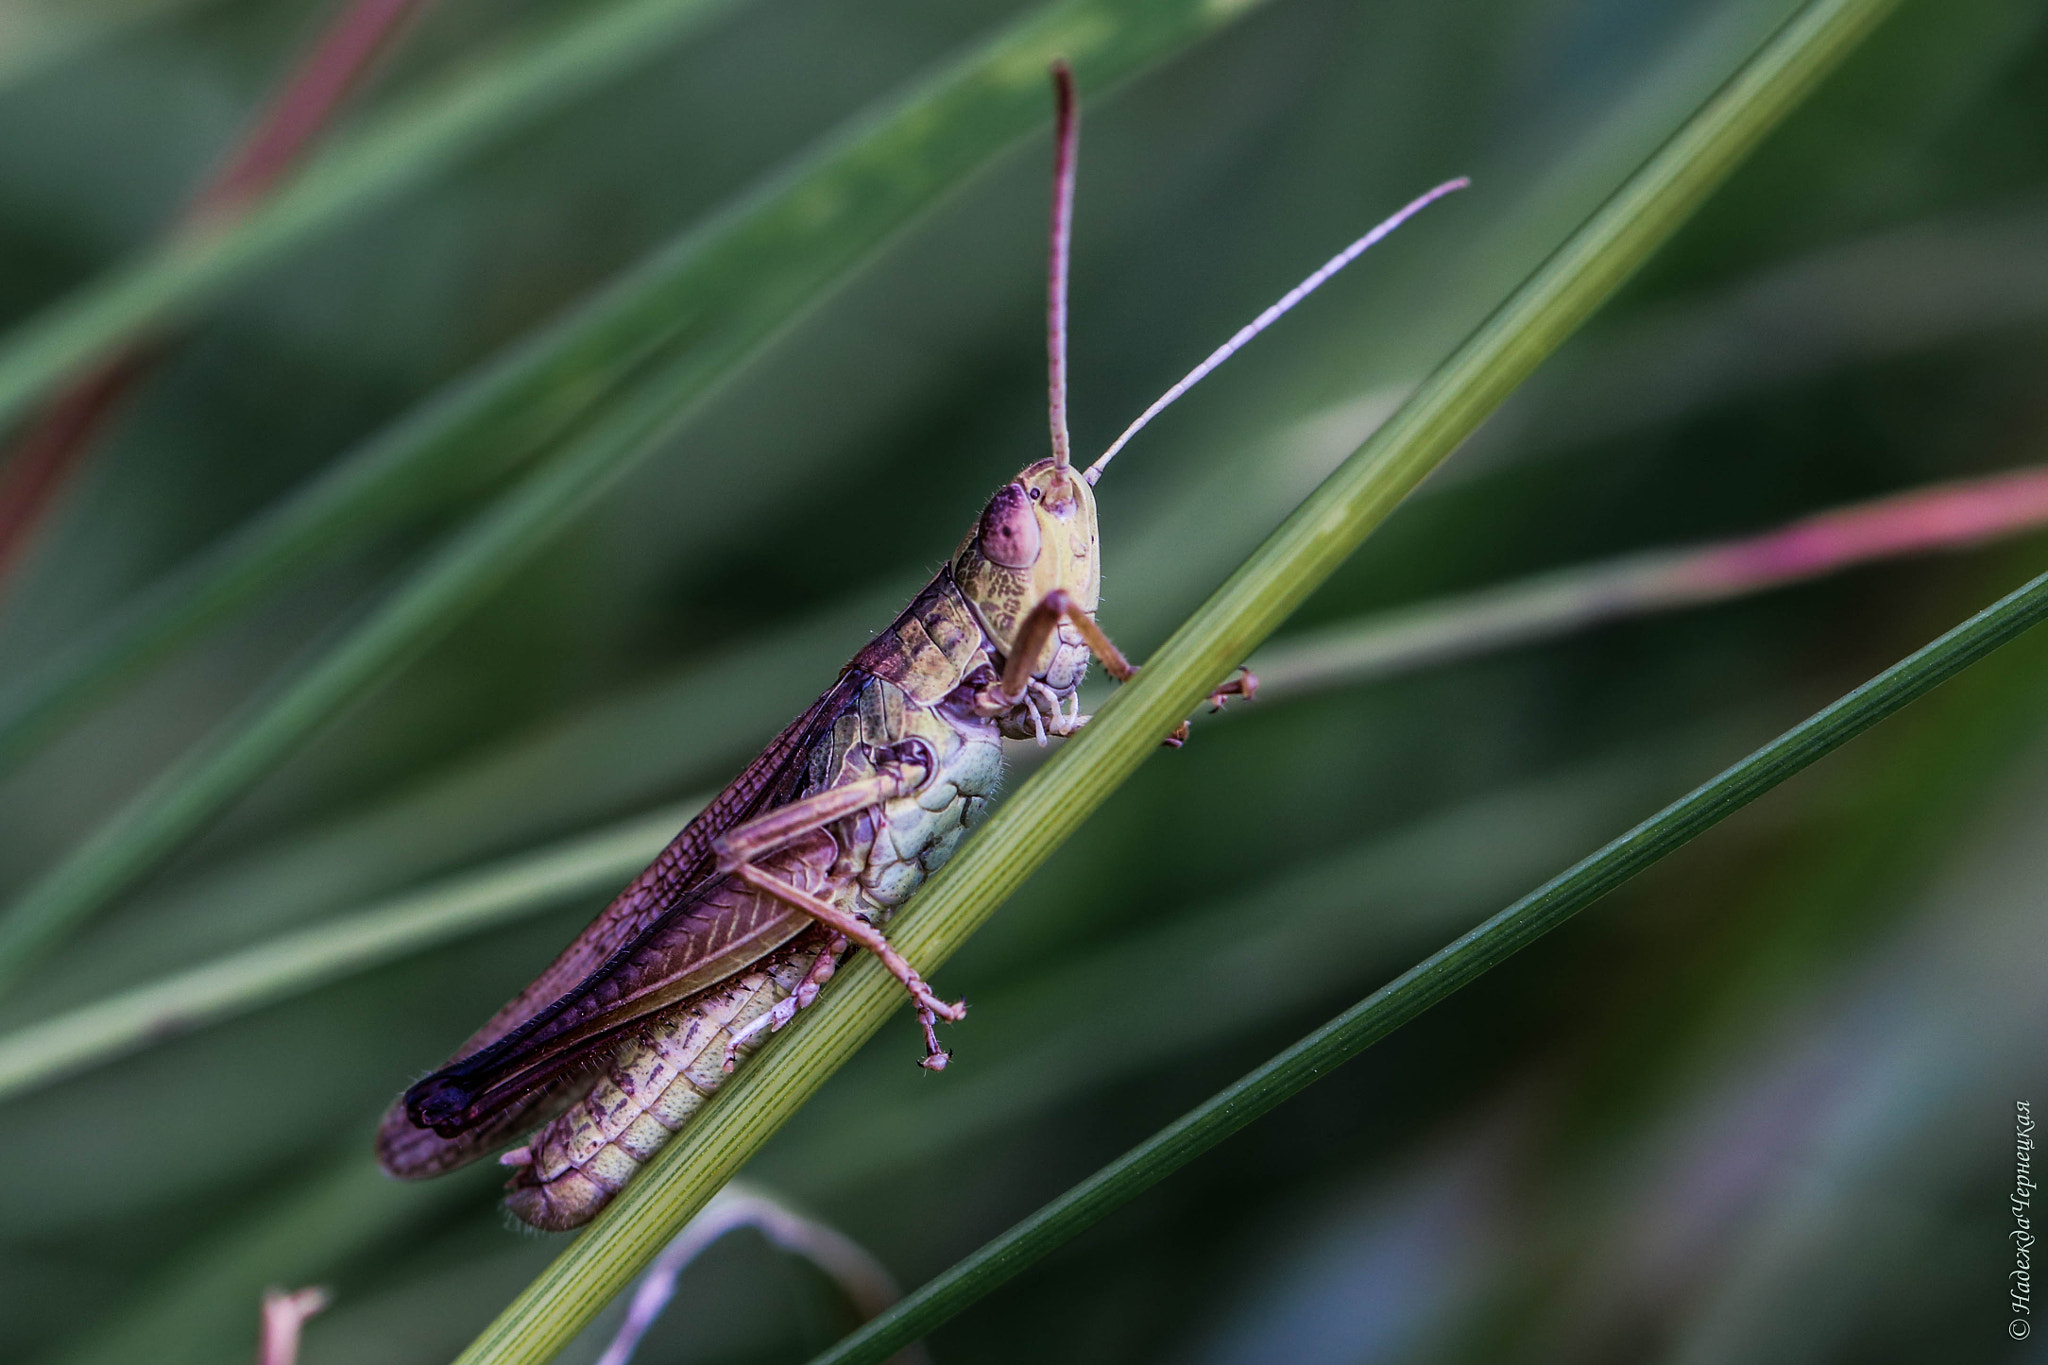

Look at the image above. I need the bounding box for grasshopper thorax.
[953,458,1100,672]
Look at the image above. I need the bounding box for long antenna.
[1047,62,1078,469]
[1082,176,1470,485]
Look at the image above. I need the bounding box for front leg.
[1163,666,1258,747]
[995,589,1258,746]
[993,588,1133,703]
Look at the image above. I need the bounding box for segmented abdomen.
[505,689,1005,1230]
[504,933,826,1230]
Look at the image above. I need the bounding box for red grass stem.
[0,0,431,597]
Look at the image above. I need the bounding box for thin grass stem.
[0,802,695,1101]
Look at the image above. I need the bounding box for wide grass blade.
[0,0,1286,984]
[807,563,2048,1365]
[443,1,1909,1361]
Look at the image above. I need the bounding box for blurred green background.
[0,0,2044,1361]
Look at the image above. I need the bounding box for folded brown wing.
[377,672,862,1177]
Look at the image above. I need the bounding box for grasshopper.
[377,64,1464,1230]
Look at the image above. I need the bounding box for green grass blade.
[0,800,694,1102]
[443,1,1907,1361]
[45,1152,493,1365]
[0,0,1285,985]
[0,0,759,766]
[0,0,211,92]
[808,563,2048,1365]
[0,0,750,433]
[0,379,684,989]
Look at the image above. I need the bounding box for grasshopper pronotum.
[377,64,1464,1230]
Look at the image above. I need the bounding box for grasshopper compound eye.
[978,483,1042,567]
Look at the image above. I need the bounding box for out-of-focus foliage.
[0,0,2041,1362]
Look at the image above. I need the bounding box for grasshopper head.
[953,458,1100,665]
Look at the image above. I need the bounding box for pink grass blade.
[198,0,429,216]
[1254,463,2048,697]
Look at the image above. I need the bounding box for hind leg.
[728,862,964,1069]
